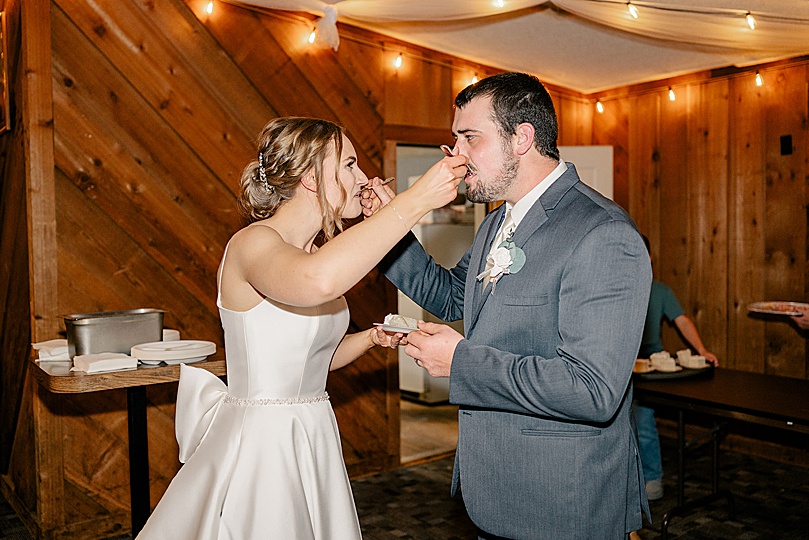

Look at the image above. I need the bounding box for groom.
[379,72,651,539]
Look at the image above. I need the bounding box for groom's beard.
[466,150,518,204]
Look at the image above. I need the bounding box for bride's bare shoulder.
[231,222,283,246]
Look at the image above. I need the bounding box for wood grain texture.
[5,0,809,537]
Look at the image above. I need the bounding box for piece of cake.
[649,351,677,372]
[680,355,707,369]
[384,313,418,329]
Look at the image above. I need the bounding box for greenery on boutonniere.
[476,232,526,293]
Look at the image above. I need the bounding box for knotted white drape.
[230,0,809,53]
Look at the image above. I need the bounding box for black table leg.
[127,386,151,537]
[661,415,735,540]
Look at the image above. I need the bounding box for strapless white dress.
[136,291,361,539]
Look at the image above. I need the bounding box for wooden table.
[30,354,226,537]
[634,368,809,539]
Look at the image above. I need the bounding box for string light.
[596,100,604,114]
[393,53,403,69]
[746,12,757,30]
[755,71,763,86]
[668,87,676,101]
[471,74,479,84]
[206,1,213,15]
[627,2,639,19]
[494,0,505,8]
[308,28,317,44]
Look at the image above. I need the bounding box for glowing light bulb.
[205,1,213,14]
[494,0,505,7]
[308,29,317,44]
[394,54,403,69]
[596,100,604,114]
[746,12,756,30]
[471,74,479,84]
[668,87,676,101]
[627,2,639,19]
[755,71,763,87]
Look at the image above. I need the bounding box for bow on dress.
[175,364,227,463]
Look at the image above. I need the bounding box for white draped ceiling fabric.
[231,0,809,92]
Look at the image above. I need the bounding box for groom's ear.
[513,123,535,156]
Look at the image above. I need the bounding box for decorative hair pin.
[257,152,274,193]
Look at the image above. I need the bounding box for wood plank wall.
[2,0,807,535]
[595,63,809,379]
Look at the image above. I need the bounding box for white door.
[559,146,613,200]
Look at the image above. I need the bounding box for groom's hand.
[405,321,463,378]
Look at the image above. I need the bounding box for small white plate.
[374,323,417,334]
[139,356,207,366]
[655,366,683,373]
[131,340,216,362]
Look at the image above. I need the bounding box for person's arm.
[672,314,718,365]
[790,304,809,330]
[330,327,406,371]
[234,156,465,308]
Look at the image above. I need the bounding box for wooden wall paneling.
[51,8,238,315]
[657,84,691,353]
[55,172,222,345]
[728,74,767,372]
[20,0,65,533]
[686,80,729,362]
[193,2,384,178]
[257,15,386,172]
[556,94,593,147]
[762,65,808,377]
[805,63,809,378]
[4,370,37,526]
[0,0,31,475]
[22,0,57,341]
[592,98,630,211]
[53,0,261,185]
[384,48,454,131]
[628,92,660,241]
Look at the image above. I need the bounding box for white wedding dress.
[137,282,362,538]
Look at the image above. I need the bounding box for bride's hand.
[370,326,408,348]
[406,155,467,211]
[361,177,396,217]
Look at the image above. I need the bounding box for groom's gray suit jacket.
[382,163,652,539]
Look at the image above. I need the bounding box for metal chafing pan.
[64,308,164,359]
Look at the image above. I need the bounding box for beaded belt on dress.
[223,392,329,406]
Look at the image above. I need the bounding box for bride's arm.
[236,157,465,307]
[330,327,405,371]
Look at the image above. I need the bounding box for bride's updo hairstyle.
[239,117,346,240]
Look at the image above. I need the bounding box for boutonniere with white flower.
[476,232,526,293]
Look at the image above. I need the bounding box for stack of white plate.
[131,340,216,365]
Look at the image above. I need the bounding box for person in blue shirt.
[636,235,718,500]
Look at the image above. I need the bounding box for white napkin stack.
[71,352,137,374]
[32,339,70,362]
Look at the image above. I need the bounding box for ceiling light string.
[589,0,809,26]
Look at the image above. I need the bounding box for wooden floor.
[399,398,458,464]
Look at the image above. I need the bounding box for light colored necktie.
[481,208,515,289]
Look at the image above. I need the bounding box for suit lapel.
[465,206,506,333]
[465,164,582,333]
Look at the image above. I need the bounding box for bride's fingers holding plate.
[371,325,404,348]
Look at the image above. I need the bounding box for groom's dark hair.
[455,72,560,161]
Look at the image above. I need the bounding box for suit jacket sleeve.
[379,231,470,323]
